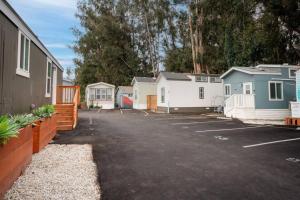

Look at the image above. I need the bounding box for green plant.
[12,114,38,128]
[0,116,20,145]
[33,105,55,118]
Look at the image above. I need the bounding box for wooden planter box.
[0,125,33,198]
[32,114,57,153]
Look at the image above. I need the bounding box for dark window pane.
[20,34,24,69]
[276,83,282,99]
[25,38,29,70]
[270,83,276,99]
[47,79,51,93]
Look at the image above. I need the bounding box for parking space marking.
[195,125,269,133]
[143,110,149,117]
[153,116,207,121]
[214,136,229,140]
[89,116,93,125]
[286,158,300,163]
[243,137,300,148]
[172,119,231,125]
[120,109,123,115]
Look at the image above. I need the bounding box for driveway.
[54,110,300,200]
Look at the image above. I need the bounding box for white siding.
[157,75,224,108]
[86,83,115,109]
[133,82,157,110]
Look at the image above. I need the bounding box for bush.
[0,116,20,145]
[33,105,55,118]
[12,114,38,128]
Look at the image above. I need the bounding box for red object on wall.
[122,96,133,108]
[0,125,33,198]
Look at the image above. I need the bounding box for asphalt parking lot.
[54,109,300,200]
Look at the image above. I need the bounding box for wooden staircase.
[55,86,80,131]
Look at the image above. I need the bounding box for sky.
[7,0,80,78]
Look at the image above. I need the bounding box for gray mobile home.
[221,64,300,120]
[0,0,63,114]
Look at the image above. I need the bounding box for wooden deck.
[55,86,80,131]
[285,117,300,126]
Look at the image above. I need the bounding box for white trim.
[256,64,300,69]
[220,67,281,79]
[289,68,297,78]
[224,84,231,97]
[268,81,284,101]
[271,78,295,81]
[45,58,52,98]
[0,1,63,71]
[16,30,30,78]
[86,82,115,88]
[243,82,253,95]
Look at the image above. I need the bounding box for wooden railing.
[56,86,80,129]
[72,86,80,128]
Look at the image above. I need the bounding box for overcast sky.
[7,0,79,77]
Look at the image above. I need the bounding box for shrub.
[0,116,20,145]
[12,114,38,128]
[33,105,55,118]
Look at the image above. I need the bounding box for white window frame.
[289,68,297,78]
[224,84,231,97]
[199,87,204,99]
[106,88,112,101]
[210,77,222,83]
[89,88,95,100]
[243,82,253,95]
[268,81,284,101]
[16,30,31,78]
[195,75,208,82]
[161,87,165,103]
[45,58,52,97]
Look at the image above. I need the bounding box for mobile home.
[86,82,115,109]
[156,72,224,113]
[116,86,133,109]
[131,77,157,110]
[221,64,300,120]
[0,0,63,114]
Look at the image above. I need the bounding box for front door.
[243,82,253,95]
[52,66,57,104]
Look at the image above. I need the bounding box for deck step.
[57,125,73,131]
[57,121,73,126]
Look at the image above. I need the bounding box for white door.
[52,66,57,104]
[243,82,253,95]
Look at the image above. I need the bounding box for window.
[89,88,95,100]
[96,89,101,100]
[161,87,165,103]
[195,75,208,82]
[45,59,52,97]
[128,93,133,97]
[199,87,204,99]
[224,84,231,96]
[243,83,252,95]
[16,31,30,77]
[269,81,283,101]
[289,69,297,78]
[107,88,112,101]
[100,89,107,100]
[210,77,222,83]
[135,90,137,100]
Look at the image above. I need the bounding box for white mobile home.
[116,86,133,108]
[86,82,115,109]
[156,72,224,113]
[131,77,157,110]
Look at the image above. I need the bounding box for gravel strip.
[5,144,100,200]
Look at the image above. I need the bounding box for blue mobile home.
[221,64,300,120]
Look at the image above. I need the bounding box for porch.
[224,94,255,119]
[55,86,80,131]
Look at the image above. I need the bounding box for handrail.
[72,86,80,128]
[56,85,80,129]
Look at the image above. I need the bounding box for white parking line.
[172,119,231,125]
[243,137,300,148]
[143,110,149,116]
[89,116,93,125]
[120,109,123,114]
[153,116,207,121]
[195,125,270,133]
